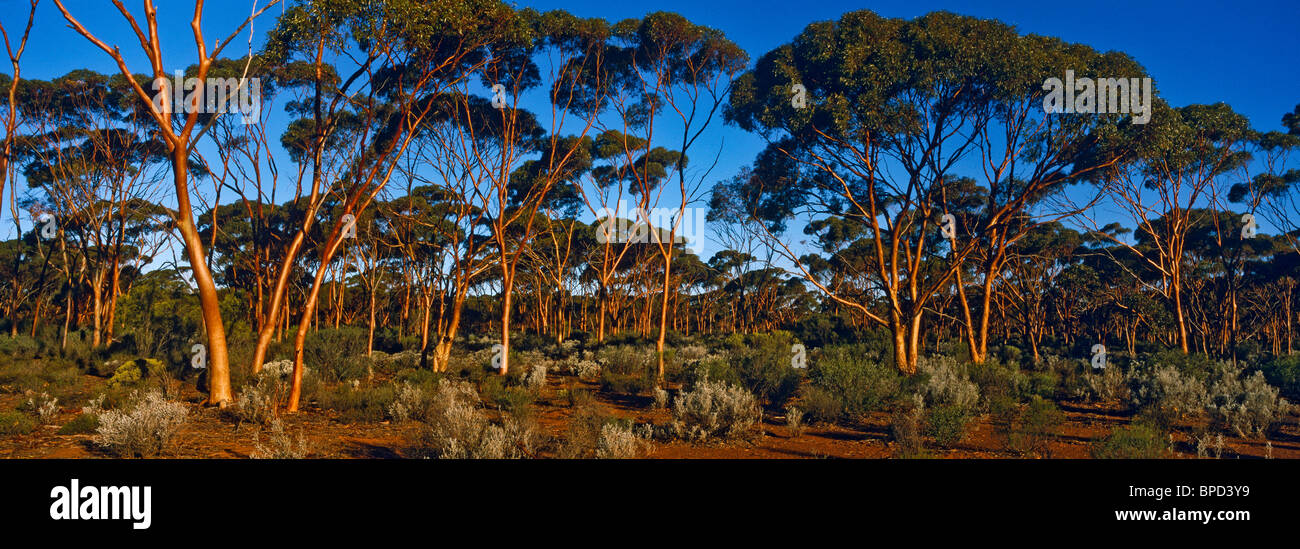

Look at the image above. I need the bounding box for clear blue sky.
[4,0,1297,252]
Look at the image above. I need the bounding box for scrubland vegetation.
[0,2,1298,459]
[1,328,1297,459]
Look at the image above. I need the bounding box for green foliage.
[806,345,902,418]
[720,331,804,409]
[58,413,100,435]
[494,387,535,419]
[106,358,168,388]
[304,327,371,382]
[319,383,398,423]
[1092,422,1166,459]
[0,410,36,435]
[925,404,972,448]
[1008,396,1064,457]
[0,334,40,360]
[796,386,843,424]
[1260,354,1300,399]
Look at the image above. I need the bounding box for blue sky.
[4,0,1297,257]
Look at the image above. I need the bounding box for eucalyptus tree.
[723,10,1138,372]
[18,71,171,347]
[563,12,744,378]
[52,0,282,406]
[1087,102,1254,354]
[475,9,613,376]
[0,0,37,236]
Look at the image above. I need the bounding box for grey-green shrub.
[1129,363,1207,415]
[1207,363,1289,438]
[251,418,310,459]
[232,372,285,426]
[418,379,533,459]
[596,422,644,458]
[918,355,979,410]
[95,390,188,457]
[671,379,758,441]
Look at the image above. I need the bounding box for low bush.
[925,404,972,448]
[1008,396,1064,457]
[1207,362,1289,438]
[20,392,59,424]
[319,383,397,423]
[251,419,310,459]
[230,372,286,426]
[671,379,758,441]
[785,405,805,438]
[303,327,369,382]
[806,346,902,417]
[917,355,979,410]
[596,421,645,459]
[416,379,534,459]
[95,390,188,457]
[58,413,99,435]
[1129,363,1208,417]
[1091,422,1166,459]
[1260,354,1300,398]
[0,410,36,435]
[890,394,926,458]
[559,402,608,458]
[797,386,844,424]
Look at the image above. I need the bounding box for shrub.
[596,421,645,458]
[523,364,548,392]
[251,418,310,459]
[319,383,397,423]
[494,387,535,420]
[560,402,608,458]
[418,379,533,459]
[1092,423,1166,459]
[388,381,436,422]
[652,387,669,409]
[797,386,844,423]
[1207,362,1289,438]
[599,370,653,396]
[1260,354,1300,398]
[105,358,168,388]
[1129,364,1207,417]
[987,394,1019,426]
[0,334,40,359]
[671,379,758,441]
[967,360,1021,402]
[58,413,99,435]
[573,360,601,381]
[918,355,979,410]
[0,410,36,435]
[890,394,925,458]
[231,372,286,426]
[21,392,59,424]
[1074,366,1129,402]
[722,333,804,409]
[95,390,188,457]
[785,405,805,438]
[806,346,902,416]
[1008,396,1064,457]
[925,404,972,448]
[303,327,369,382]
